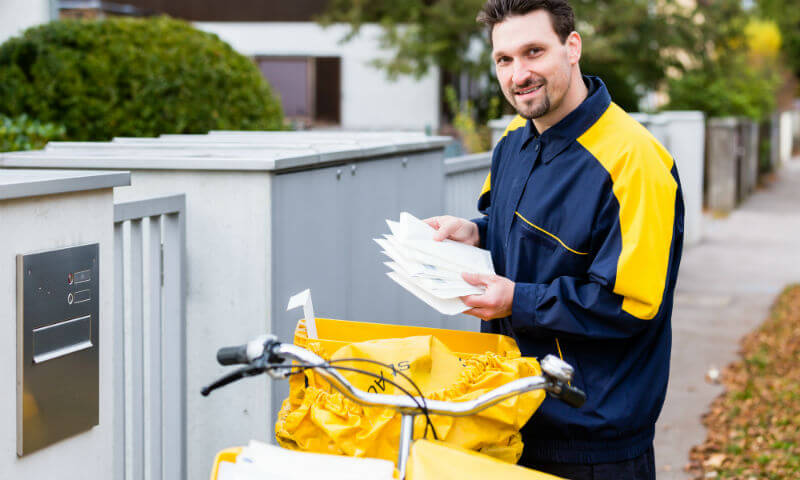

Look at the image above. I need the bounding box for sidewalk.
[654,158,800,478]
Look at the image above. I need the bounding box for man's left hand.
[460,273,515,320]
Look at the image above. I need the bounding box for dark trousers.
[526,446,656,480]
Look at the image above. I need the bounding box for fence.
[113,194,186,480]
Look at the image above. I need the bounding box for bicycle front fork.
[397,413,415,479]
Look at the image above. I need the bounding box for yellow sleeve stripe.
[514,212,589,255]
[577,103,678,320]
[480,172,492,197]
[480,115,528,198]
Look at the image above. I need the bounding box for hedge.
[0,17,284,141]
[0,114,65,152]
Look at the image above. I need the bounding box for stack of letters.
[375,212,495,315]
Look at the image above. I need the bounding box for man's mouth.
[514,84,543,97]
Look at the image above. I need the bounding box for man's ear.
[566,31,582,65]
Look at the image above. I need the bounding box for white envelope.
[387,271,470,315]
[384,262,484,298]
[376,238,463,280]
[222,440,395,480]
[397,212,494,274]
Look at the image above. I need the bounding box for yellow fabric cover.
[275,319,545,465]
[209,447,242,480]
[407,440,564,480]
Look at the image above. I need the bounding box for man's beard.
[519,92,550,119]
[510,81,551,120]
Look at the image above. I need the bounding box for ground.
[654,158,800,478]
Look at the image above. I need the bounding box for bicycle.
[202,334,587,480]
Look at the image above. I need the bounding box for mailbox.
[17,243,100,456]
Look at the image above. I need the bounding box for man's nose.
[511,62,532,86]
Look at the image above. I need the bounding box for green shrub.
[0,114,65,152]
[0,17,284,141]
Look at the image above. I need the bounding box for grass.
[687,284,800,479]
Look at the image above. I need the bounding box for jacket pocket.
[515,211,588,256]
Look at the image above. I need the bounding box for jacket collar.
[520,75,612,164]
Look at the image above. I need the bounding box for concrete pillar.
[707,118,739,212]
[661,111,705,246]
[779,111,793,166]
[737,120,759,201]
[770,113,781,171]
[0,169,129,480]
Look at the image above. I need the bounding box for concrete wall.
[194,22,440,131]
[0,0,51,45]
[488,115,517,146]
[113,171,272,480]
[0,189,114,479]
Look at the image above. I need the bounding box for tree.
[666,0,783,120]
[757,0,800,81]
[318,0,696,114]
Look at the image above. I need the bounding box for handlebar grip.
[558,383,586,408]
[217,345,249,366]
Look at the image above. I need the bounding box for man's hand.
[423,215,480,246]
[460,273,515,320]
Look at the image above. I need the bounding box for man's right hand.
[423,215,480,246]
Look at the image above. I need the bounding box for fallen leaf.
[703,453,726,468]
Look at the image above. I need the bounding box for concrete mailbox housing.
[630,111,705,246]
[0,169,130,479]
[1,131,451,479]
[706,118,740,212]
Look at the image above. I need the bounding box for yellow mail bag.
[274,318,545,464]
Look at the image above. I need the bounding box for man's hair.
[477,0,575,45]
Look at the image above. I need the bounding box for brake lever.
[552,380,586,408]
[200,365,265,396]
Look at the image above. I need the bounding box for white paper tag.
[287,289,317,339]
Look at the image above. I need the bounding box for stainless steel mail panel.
[16,243,100,456]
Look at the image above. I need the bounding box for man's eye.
[528,48,541,56]
[496,57,510,65]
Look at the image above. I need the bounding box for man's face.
[492,10,577,120]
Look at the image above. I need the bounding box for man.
[425,0,684,478]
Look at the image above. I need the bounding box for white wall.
[0,189,114,479]
[194,22,440,132]
[0,0,51,45]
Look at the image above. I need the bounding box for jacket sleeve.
[509,164,684,341]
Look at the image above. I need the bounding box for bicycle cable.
[327,357,438,440]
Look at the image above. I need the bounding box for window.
[255,56,341,126]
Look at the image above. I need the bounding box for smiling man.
[425,1,684,478]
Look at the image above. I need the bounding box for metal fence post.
[114,194,186,480]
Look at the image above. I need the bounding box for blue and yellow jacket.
[474,76,684,464]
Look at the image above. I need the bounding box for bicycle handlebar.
[216,345,250,366]
[202,336,586,414]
